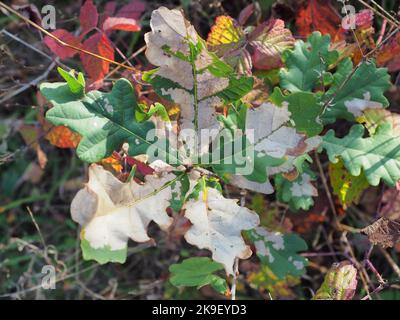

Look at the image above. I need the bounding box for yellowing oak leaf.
[70,164,177,264]
[329,159,369,208]
[183,187,260,275]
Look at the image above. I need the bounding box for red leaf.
[44,29,81,59]
[295,0,344,41]
[116,0,145,20]
[250,19,294,70]
[100,1,117,26]
[80,0,99,35]
[80,33,114,81]
[102,17,141,32]
[355,9,374,29]
[125,156,155,176]
[377,33,400,72]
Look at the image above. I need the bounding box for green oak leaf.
[274,163,318,211]
[322,58,391,123]
[247,227,308,279]
[169,257,228,294]
[270,87,323,137]
[41,77,176,164]
[322,123,400,187]
[280,32,338,93]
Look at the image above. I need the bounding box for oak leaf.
[71,164,177,263]
[183,187,260,275]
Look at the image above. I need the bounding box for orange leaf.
[207,16,243,47]
[100,154,123,173]
[295,0,344,41]
[46,125,81,149]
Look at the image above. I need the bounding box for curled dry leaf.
[183,187,260,275]
[362,217,400,248]
[70,164,177,263]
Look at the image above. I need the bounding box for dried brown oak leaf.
[362,217,400,248]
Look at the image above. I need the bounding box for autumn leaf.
[71,164,177,264]
[214,101,321,194]
[183,187,260,275]
[313,261,358,300]
[43,0,143,83]
[101,0,144,33]
[46,125,81,149]
[328,160,369,208]
[275,164,318,211]
[100,153,123,174]
[102,17,141,32]
[250,19,295,70]
[207,16,243,46]
[207,15,294,73]
[80,33,114,82]
[362,217,400,248]
[43,29,81,59]
[144,7,253,159]
[80,0,98,36]
[295,0,344,41]
[377,33,400,72]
